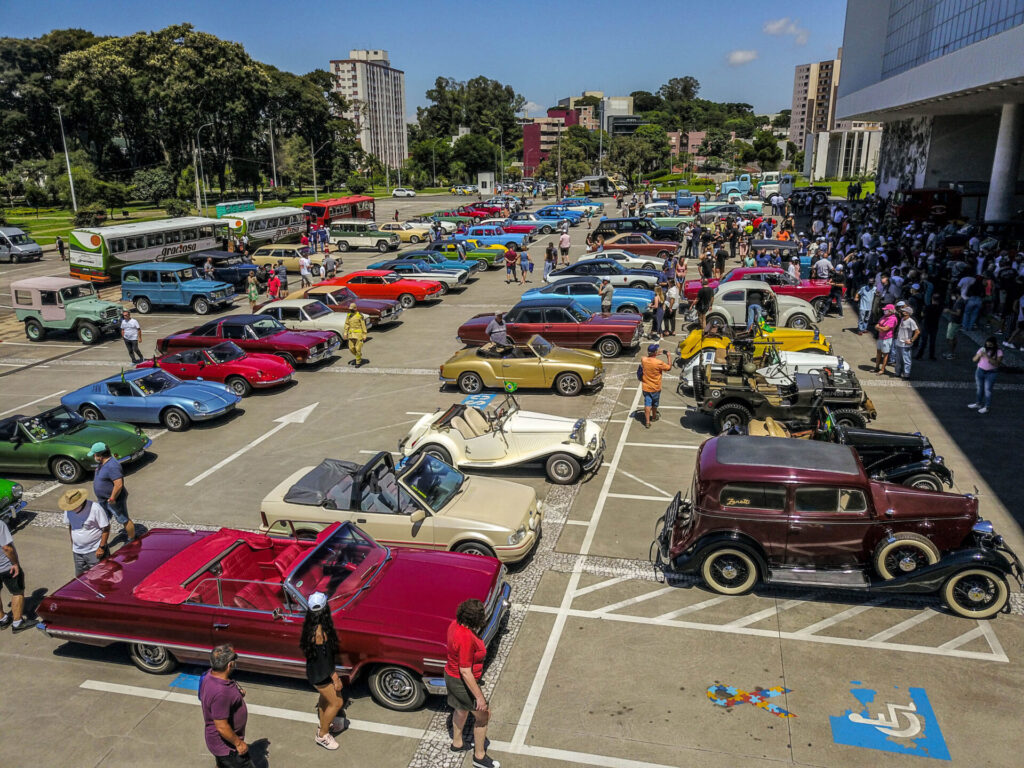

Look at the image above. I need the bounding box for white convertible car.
[398,394,604,484]
[678,344,850,397]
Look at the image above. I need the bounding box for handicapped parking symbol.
[461,393,496,407]
[830,683,949,760]
[707,684,795,718]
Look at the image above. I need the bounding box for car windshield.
[722,269,738,282]
[250,317,284,337]
[328,287,356,302]
[59,284,96,302]
[8,233,32,245]
[529,335,553,357]
[401,454,465,510]
[287,524,386,606]
[567,302,592,322]
[304,301,332,319]
[208,342,245,363]
[18,406,85,440]
[134,370,180,395]
[486,394,520,425]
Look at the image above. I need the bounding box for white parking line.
[573,575,633,598]
[866,609,936,642]
[938,625,986,650]
[596,586,677,614]
[614,469,672,499]
[624,442,699,449]
[793,600,886,635]
[724,597,810,628]
[564,519,589,526]
[654,596,731,620]
[607,492,673,502]
[0,389,67,416]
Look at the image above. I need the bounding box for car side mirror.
[410,509,427,524]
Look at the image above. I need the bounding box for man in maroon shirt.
[199,644,251,767]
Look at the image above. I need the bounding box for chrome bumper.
[583,438,606,471]
[481,582,512,646]
[308,340,341,363]
[0,500,26,522]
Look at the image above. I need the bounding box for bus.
[70,217,227,283]
[302,196,375,227]
[218,206,308,246]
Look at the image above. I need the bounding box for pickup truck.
[453,226,530,251]
[720,174,753,196]
[674,189,708,210]
[758,172,794,201]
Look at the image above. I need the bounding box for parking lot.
[2,193,1024,768]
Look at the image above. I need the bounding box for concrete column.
[985,103,1024,221]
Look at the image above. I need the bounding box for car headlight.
[12,483,23,499]
[508,526,527,546]
[922,447,934,458]
[193,400,206,411]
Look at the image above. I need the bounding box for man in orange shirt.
[640,343,673,428]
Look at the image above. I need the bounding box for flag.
[504,381,518,393]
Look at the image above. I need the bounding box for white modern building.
[836,0,1024,219]
[330,50,408,170]
[804,128,883,181]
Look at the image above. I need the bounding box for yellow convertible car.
[378,222,432,243]
[676,324,832,365]
[441,335,604,396]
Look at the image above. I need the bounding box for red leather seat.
[273,544,305,579]
[233,581,284,611]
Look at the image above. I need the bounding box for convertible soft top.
[284,458,361,507]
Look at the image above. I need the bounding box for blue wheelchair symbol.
[461,394,496,408]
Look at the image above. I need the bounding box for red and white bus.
[302,196,375,227]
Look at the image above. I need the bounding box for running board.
[769,568,869,589]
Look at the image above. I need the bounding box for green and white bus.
[70,217,227,284]
[218,206,307,246]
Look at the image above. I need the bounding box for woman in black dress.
[300,592,347,751]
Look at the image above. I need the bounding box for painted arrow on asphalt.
[185,402,319,487]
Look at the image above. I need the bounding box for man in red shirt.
[267,272,281,301]
[445,599,499,768]
[640,343,672,428]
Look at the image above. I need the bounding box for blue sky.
[6,0,848,117]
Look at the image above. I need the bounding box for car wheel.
[810,297,829,316]
[712,403,753,433]
[161,406,191,432]
[79,405,103,421]
[418,444,453,464]
[24,318,46,342]
[50,456,84,484]
[275,353,297,368]
[873,533,940,579]
[617,305,639,314]
[546,453,582,484]
[192,297,210,315]
[542,225,553,234]
[506,242,517,250]
[701,547,759,595]
[641,262,656,271]
[657,250,670,259]
[398,293,416,309]
[129,642,178,675]
[76,320,100,344]
[377,241,389,253]
[226,376,252,397]
[335,241,350,252]
[476,258,489,271]
[902,473,943,491]
[829,408,867,428]
[706,314,728,331]
[455,541,497,558]
[554,372,583,396]
[596,337,622,358]
[813,192,827,205]
[786,313,811,329]
[435,283,448,296]
[409,235,420,244]
[368,665,428,711]
[134,296,152,314]
[629,281,648,290]
[942,569,1009,619]
[457,372,484,394]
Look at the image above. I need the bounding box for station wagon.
[121,262,235,315]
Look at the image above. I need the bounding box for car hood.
[440,476,536,530]
[185,279,234,292]
[167,381,239,406]
[66,297,122,314]
[505,409,590,435]
[270,329,334,346]
[542,346,604,366]
[775,350,849,371]
[350,298,398,314]
[868,481,976,522]
[839,426,927,450]
[50,421,148,458]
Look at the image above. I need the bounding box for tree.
[415,76,524,150]
[772,110,792,129]
[732,140,757,166]
[345,174,368,194]
[24,184,49,216]
[132,168,175,205]
[98,181,129,217]
[73,203,105,227]
[161,198,192,217]
[792,151,806,170]
[452,133,498,177]
[696,129,731,162]
[752,130,783,171]
[785,141,798,160]
[657,76,700,104]
[630,90,663,113]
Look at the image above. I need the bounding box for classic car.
[701,194,763,213]
[440,335,604,397]
[521,277,654,315]
[653,436,1023,619]
[593,217,681,244]
[545,258,661,290]
[156,315,340,368]
[399,394,604,485]
[255,299,352,341]
[684,267,840,315]
[250,244,322,273]
[536,205,583,224]
[460,203,502,216]
[279,284,403,327]
[432,211,478,225]
[326,270,444,309]
[35,521,512,711]
[506,212,568,234]
[62,369,241,432]
[599,232,680,258]
[701,280,818,331]
[750,239,808,279]
[188,250,265,289]
[676,324,832,365]
[407,216,457,234]
[457,297,643,358]
[261,451,541,564]
[559,196,605,213]
[422,242,504,269]
[365,260,468,293]
[0,406,150,483]
[327,220,401,253]
[478,218,539,236]
[377,222,431,243]
[137,342,293,397]
[391,187,416,197]
[0,478,24,523]
[577,249,663,272]
[121,262,235,316]
[13,277,122,344]
[452,226,529,251]
[685,355,876,432]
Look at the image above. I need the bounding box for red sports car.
[36,522,511,711]
[326,270,443,308]
[463,204,501,216]
[136,341,293,397]
[684,266,842,313]
[486,219,539,235]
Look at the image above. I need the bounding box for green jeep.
[12,277,122,344]
[327,219,401,253]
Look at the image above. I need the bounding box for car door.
[543,307,580,347]
[211,575,305,677]
[162,350,202,380]
[593,262,628,287]
[360,275,387,299]
[0,422,35,472]
[449,408,508,462]
[162,271,185,306]
[506,306,545,344]
[99,381,138,421]
[716,482,791,563]
[567,283,600,312]
[717,289,746,326]
[353,463,435,549]
[784,487,874,569]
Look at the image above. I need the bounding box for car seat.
[272,544,304,579]
[233,581,284,611]
[462,408,490,437]
[450,416,479,441]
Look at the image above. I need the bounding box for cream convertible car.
[399,394,604,484]
[260,451,541,564]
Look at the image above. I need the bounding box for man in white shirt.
[299,254,312,288]
[814,253,834,279]
[120,309,143,363]
[60,489,110,576]
[558,231,571,266]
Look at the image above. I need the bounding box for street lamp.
[56,105,77,212]
[311,139,330,201]
[196,122,214,216]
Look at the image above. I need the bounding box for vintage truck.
[12,277,122,344]
[720,174,754,196]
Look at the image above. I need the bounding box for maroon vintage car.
[156,314,339,367]
[684,267,841,314]
[258,284,403,327]
[457,297,643,358]
[36,522,511,711]
[136,341,294,397]
[654,436,1021,619]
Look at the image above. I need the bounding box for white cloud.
[763,17,809,45]
[727,49,759,66]
[522,101,544,117]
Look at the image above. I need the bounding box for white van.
[0,227,44,263]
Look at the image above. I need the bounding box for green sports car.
[0,479,24,523]
[0,405,151,484]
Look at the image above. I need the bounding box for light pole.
[268,118,278,189]
[481,122,505,187]
[598,101,604,176]
[431,143,436,187]
[196,122,214,215]
[311,139,330,201]
[56,106,77,212]
[556,128,562,198]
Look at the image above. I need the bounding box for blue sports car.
[391,250,477,273]
[61,368,241,432]
[536,205,583,224]
[521,277,655,315]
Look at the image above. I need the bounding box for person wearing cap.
[599,278,613,313]
[893,304,920,379]
[120,309,143,364]
[446,598,500,768]
[301,592,347,750]
[874,304,898,374]
[787,256,800,281]
[827,263,846,317]
[91,442,136,544]
[198,643,251,766]
[640,344,672,428]
[60,488,109,576]
[0,516,31,632]
[695,277,715,329]
[344,305,367,368]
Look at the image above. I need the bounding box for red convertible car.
[457,297,643,358]
[684,267,841,313]
[136,341,293,397]
[326,270,443,309]
[36,522,511,711]
[156,315,339,368]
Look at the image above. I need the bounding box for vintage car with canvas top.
[653,436,1022,619]
[260,451,541,563]
[440,335,603,397]
[0,405,150,484]
[136,341,293,397]
[676,324,832,365]
[399,394,604,485]
[12,277,122,344]
[35,522,511,711]
[521,278,654,316]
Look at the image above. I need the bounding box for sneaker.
[12,618,35,633]
[473,756,500,768]
[315,731,339,750]
[0,612,11,629]
[967,403,981,409]
[978,406,989,414]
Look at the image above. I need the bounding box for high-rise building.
[557,91,634,131]
[836,0,1024,219]
[522,108,580,177]
[789,50,843,147]
[330,50,408,169]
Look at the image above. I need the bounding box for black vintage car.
[189,250,265,290]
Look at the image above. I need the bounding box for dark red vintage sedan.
[654,436,1022,619]
[36,522,511,711]
[136,341,293,397]
[684,267,841,314]
[457,297,644,358]
[156,314,339,367]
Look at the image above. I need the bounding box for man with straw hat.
[59,489,109,576]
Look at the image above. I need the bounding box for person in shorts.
[640,343,672,428]
[0,518,32,632]
[91,442,136,543]
[446,599,500,768]
[59,488,109,576]
[504,247,518,284]
[874,303,897,374]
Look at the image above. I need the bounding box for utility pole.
[57,105,77,212]
[311,139,318,201]
[193,143,202,212]
[431,143,436,187]
[269,118,278,188]
[196,122,213,215]
[556,128,562,197]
